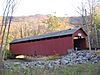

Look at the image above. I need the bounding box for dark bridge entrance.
[74,38,86,50]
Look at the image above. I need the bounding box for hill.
[0,14,83,43]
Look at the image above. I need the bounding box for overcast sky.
[0,0,84,17]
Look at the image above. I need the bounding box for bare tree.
[86,0,99,49]
[0,0,17,61]
[77,0,99,50]
[85,9,91,51]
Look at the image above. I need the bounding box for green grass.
[96,50,100,52]
[0,63,100,75]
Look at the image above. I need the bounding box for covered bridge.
[10,27,88,56]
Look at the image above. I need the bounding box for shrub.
[4,50,14,59]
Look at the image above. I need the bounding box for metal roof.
[11,27,82,44]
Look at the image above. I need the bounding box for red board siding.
[73,29,87,38]
[10,36,73,56]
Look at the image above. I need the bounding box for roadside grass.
[96,50,100,54]
[0,63,100,75]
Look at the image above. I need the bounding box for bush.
[4,50,15,59]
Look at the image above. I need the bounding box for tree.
[86,0,100,48]
[94,3,100,47]
[0,0,17,61]
[45,15,71,32]
[77,0,100,49]
[94,4,100,29]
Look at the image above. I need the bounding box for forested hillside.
[0,14,75,43]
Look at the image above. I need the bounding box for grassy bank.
[0,63,100,75]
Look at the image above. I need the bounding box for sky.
[0,0,84,17]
